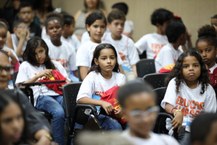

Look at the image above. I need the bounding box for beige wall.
[54,0,217,46]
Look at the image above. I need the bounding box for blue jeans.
[75,114,122,130]
[36,95,65,145]
[98,114,122,130]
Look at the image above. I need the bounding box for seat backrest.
[143,73,169,89]
[153,112,174,135]
[153,87,167,112]
[63,82,82,125]
[136,59,156,78]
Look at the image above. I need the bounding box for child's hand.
[5,50,18,63]
[114,109,123,118]
[100,101,113,115]
[17,30,26,40]
[37,69,53,79]
[172,111,183,130]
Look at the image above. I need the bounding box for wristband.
[173,109,182,116]
[170,107,176,114]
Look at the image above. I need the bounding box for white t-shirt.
[45,39,77,73]
[76,40,123,68]
[161,78,217,132]
[80,31,90,44]
[122,130,179,145]
[11,34,27,54]
[72,34,81,52]
[102,33,139,71]
[124,20,134,34]
[62,35,80,53]
[135,33,168,59]
[77,71,126,101]
[15,60,69,106]
[155,43,183,72]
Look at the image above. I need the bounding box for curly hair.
[167,49,209,94]
[196,25,217,48]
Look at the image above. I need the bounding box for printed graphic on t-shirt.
[119,51,126,61]
[176,96,204,116]
[151,43,165,58]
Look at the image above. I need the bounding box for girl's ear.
[86,24,90,32]
[94,58,99,65]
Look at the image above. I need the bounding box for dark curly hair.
[44,12,63,30]
[196,25,217,48]
[151,8,174,26]
[23,36,55,69]
[89,43,119,73]
[167,49,209,94]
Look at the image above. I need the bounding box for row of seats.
[15,63,175,144]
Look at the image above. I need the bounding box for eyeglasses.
[0,65,13,74]
[129,106,159,118]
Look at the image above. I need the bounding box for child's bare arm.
[16,29,29,57]
[79,66,89,81]
[131,64,137,77]
[6,50,19,64]
[165,103,176,114]
[165,103,183,129]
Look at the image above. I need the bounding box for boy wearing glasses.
[118,80,179,145]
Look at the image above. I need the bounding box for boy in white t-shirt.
[135,8,174,59]
[111,2,134,39]
[44,13,77,80]
[103,9,139,77]
[11,20,29,60]
[62,13,80,53]
[155,21,186,72]
[118,80,179,145]
[76,11,123,81]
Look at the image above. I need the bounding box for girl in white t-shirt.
[196,25,217,93]
[161,50,217,141]
[77,43,126,130]
[76,10,107,80]
[15,37,69,145]
[76,11,123,81]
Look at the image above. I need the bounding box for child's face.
[1,102,24,143]
[108,19,125,39]
[123,92,158,138]
[85,0,98,9]
[46,20,62,42]
[87,19,106,43]
[211,18,217,32]
[0,27,7,49]
[197,40,217,68]
[14,23,28,36]
[0,53,11,89]
[203,121,217,145]
[182,55,201,84]
[35,46,46,65]
[63,24,74,37]
[94,48,116,75]
[18,7,33,23]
